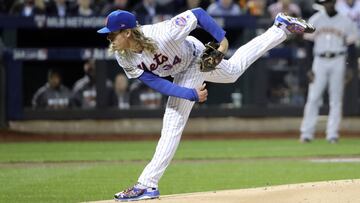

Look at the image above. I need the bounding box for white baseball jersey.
[300,11,358,140]
[336,0,360,32]
[115,10,199,78]
[112,10,288,188]
[304,11,358,54]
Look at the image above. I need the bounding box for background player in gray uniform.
[72,59,115,108]
[336,0,360,32]
[97,8,315,201]
[32,69,71,109]
[300,0,358,143]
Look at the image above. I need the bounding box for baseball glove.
[199,42,225,72]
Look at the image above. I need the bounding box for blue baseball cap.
[97,10,136,34]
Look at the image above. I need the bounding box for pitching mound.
[89,179,360,203]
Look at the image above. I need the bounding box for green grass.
[0,138,360,203]
[1,139,360,162]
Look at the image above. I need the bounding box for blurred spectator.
[10,0,46,16]
[336,0,360,16]
[268,0,302,19]
[284,70,304,105]
[69,0,96,16]
[155,0,178,14]
[246,0,266,16]
[111,73,131,109]
[128,80,163,108]
[179,0,207,12]
[207,0,242,16]
[93,0,108,13]
[132,0,166,16]
[139,87,163,109]
[46,0,70,17]
[101,0,130,15]
[293,0,316,18]
[32,69,71,109]
[238,0,246,11]
[72,59,113,108]
[270,84,289,104]
[336,0,360,32]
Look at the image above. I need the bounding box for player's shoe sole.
[114,186,160,202]
[274,13,315,34]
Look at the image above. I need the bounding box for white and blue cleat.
[114,184,160,202]
[274,13,316,34]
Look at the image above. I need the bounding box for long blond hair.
[108,26,158,55]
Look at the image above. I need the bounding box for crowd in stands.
[31,59,164,109]
[3,0,360,110]
[0,0,319,19]
[0,1,358,22]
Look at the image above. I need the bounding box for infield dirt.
[88,179,360,203]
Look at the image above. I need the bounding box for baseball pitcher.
[97,8,315,201]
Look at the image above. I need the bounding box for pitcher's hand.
[196,83,208,102]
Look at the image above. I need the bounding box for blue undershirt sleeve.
[191,8,226,42]
[138,71,199,102]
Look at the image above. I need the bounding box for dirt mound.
[87,179,360,203]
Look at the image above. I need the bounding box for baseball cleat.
[327,138,338,144]
[299,138,312,143]
[114,184,160,202]
[274,13,315,34]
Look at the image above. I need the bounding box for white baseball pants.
[138,26,287,188]
[300,55,346,140]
